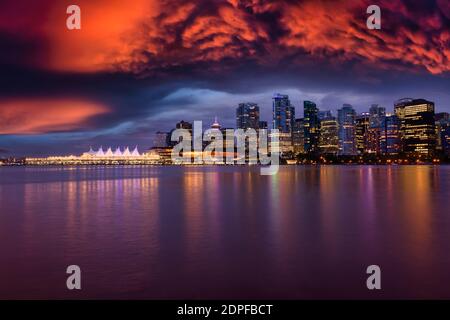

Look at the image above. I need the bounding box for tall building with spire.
[211,116,222,130]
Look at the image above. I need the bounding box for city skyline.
[14,94,446,166]
[1,0,450,156]
[1,92,449,158]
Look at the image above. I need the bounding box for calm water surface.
[0,165,449,299]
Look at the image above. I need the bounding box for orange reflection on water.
[183,170,206,262]
[397,167,434,263]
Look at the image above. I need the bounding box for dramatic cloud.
[1,0,449,74]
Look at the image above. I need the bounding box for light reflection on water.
[0,165,449,299]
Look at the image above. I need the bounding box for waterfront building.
[337,104,357,155]
[105,147,114,157]
[394,98,436,157]
[204,118,236,163]
[270,131,294,155]
[435,112,449,153]
[113,147,122,157]
[292,118,305,154]
[272,93,295,133]
[319,115,339,155]
[303,101,320,154]
[96,147,105,157]
[444,126,450,156]
[145,147,173,163]
[355,113,370,154]
[81,146,141,158]
[123,147,132,157]
[367,104,386,154]
[380,114,401,155]
[236,103,260,130]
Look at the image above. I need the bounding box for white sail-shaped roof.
[87,146,96,155]
[113,147,122,157]
[123,147,131,157]
[131,146,140,157]
[96,147,105,157]
[105,147,113,157]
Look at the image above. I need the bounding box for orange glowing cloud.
[1,0,449,75]
[40,0,160,72]
[279,0,450,74]
[0,99,109,134]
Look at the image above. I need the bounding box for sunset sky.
[0,0,449,156]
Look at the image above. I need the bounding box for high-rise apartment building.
[394,98,436,157]
[319,115,339,155]
[337,104,357,155]
[303,101,320,154]
[355,113,370,154]
[435,112,449,153]
[236,103,260,130]
[380,114,401,155]
[292,118,305,154]
[367,104,386,154]
[272,94,295,133]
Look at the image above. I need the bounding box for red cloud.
[0,99,109,134]
[1,0,449,75]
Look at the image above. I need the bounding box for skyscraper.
[337,104,357,155]
[319,114,339,155]
[435,112,449,153]
[367,104,386,154]
[355,113,370,154]
[303,101,320,154]
[272,94,295,133]
[380,114,401,155]
[394,98,436,157]
[444,125,450,156]
[236,103,260,130]
[292,118,305,154]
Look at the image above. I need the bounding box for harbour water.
[0,165,449,299]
